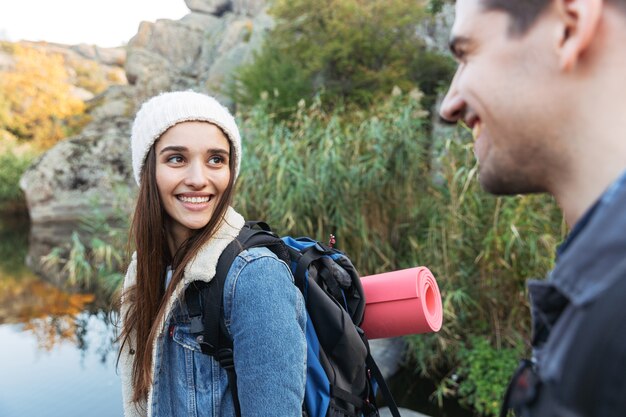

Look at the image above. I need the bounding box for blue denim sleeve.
[223,247,307,416]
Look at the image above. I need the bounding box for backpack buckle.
[314,242,330,254]
[216,348,235,370]
[189,315,204,334]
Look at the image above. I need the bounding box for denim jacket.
[120,207,307,417]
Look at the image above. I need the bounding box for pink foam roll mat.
[360,267,442,339]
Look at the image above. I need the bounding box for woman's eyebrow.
[159,146,230,155]
[159,145,187,154]
[207,148,230,156]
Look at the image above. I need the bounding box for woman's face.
[154,121,231,249]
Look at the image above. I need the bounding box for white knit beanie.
[130,91,242,185]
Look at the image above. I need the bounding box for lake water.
[0,214,123,417]
[0,213,471,417]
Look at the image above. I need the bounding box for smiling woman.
[118,91,306,417]
[155,121,232,250]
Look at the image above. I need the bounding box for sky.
[0,0,189,48]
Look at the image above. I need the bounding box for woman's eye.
[167,155,184,164]
[208,156,225,165]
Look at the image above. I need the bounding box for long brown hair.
[119,134,236,403]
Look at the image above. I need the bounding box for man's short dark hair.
[482,0,626,36]
[481,0,552,35]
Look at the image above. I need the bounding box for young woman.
[118,91,306,417]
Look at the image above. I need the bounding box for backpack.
[184,221,402,417]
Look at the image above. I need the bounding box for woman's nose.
[184,161,208,188]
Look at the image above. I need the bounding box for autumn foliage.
[0,43,85,149]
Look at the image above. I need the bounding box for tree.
[0,44,85,149]
[232,0,455,114]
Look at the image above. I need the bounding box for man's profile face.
[439,0,565,195]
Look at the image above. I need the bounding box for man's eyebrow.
[448,35,472,58]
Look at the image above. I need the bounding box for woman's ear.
[556,0,603,71]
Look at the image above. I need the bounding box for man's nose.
[438,74,466,124]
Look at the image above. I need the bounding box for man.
[439,0,626,416]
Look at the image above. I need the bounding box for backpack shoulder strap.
[185,221,287,417]
[186,221,288,350]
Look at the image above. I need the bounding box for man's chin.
[478,170,544,196]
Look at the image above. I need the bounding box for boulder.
[19,90,135,225]
[19,129,133,223]
[233,0,268,16]
[70,43,126,66]
[125,8,270,102]
[369,337,407,380]
[185,0,232,16]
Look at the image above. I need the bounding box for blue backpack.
[184,221,401,417]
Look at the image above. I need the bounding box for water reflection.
[0,214,123,417]
[1,273,96,350]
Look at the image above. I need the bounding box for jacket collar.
[536,170,626,307]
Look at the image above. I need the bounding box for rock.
[86,85,136,122]
[415,3,455,55]
[379,407,432,417]
[19,0,453,284]
[70,85,95,102]
[70,43,126,66]
[125,46,175,95]
[369,337,407,380]
[181,12,224,31]
[126,19,206,96]
[132,19,205,67]
[185,0,233,16]
[233,0,268,16]
[19,111,135,224]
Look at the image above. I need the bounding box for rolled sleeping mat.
[360,267,442,339]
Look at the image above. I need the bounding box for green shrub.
[450,336,521,416]
[232,0,455,116]
[0,148,35,211]
[41,187,131,300]
[230,43,313,119]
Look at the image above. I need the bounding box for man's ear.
[556,0,603,71]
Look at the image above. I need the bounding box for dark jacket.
[506,172,626,417]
